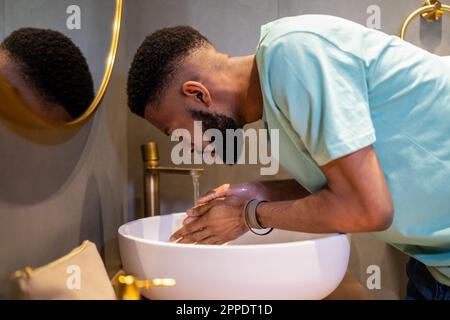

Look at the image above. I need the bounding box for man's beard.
[189,109,240,164]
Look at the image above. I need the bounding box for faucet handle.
[115,273,176,300]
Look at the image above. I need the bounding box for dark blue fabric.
[405,258,450,300]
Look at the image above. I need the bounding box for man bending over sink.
[127,15,450,299]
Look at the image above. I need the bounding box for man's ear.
[181,81,212,107]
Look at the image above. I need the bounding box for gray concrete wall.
[0,1,4,41]
[0,0,127,298]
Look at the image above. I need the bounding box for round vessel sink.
[118,213,350,300]
[442,55,450,64]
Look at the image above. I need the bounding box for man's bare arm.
[255,179,310,201]
[175,146,394,244]
[195,179,310,205]
[257,146,394,233]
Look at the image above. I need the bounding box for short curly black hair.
[127,26,210,118]
[0,28,94,119]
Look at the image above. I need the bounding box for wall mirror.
[0,0,122,129]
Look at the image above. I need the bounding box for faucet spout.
[141,142,204,217]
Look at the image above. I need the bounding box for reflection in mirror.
[0,0,122,129]
[0,28,94,122]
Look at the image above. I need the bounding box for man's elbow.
[365,201,394,232]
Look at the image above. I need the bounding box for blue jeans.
[405,258,450,300]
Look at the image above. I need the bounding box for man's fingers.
[197,184,230,204]
[170,217,205,241]
[197,236,225,245]
[182,216,199,225]
[177,227,212,244]
[197,191,226,204]
[186,201,215,217]
[197,236,222,245]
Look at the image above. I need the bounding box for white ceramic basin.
[118,213,350,300]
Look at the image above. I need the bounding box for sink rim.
[118,213,349,251]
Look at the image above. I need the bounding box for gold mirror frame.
[0,0,123,130]
[400,0,450,40]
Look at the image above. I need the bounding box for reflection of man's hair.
[0,28,94,119]
[127,26,210,118]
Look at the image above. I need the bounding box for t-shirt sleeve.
[265,32,376,166]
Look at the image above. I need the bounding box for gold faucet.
[141,142,204,217]
[114,273,176,300]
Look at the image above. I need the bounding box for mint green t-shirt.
[256,15,450,285]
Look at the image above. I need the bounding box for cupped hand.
[170,196,249,245]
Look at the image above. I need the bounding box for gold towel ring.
[400,0,450,39]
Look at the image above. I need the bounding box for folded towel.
[11,240,116,300]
